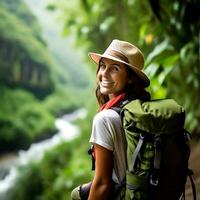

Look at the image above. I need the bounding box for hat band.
[105,49,129,64]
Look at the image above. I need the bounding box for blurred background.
[0,0,199,199]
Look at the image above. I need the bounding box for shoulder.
[93,109,121,125]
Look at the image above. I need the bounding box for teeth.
[101,81,113,87]
[102,80,113,84]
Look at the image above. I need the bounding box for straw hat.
[88,39,150,87]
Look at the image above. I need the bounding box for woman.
[71,39,150,200]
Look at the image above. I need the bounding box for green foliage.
[0,86,55,151]
[144,0,200,133]
[43,86,81,116]
[0,7,51,67]
[0,84,89,151]
[0,0,42,36]
[1,162,45,200]
[0,1,55,99]
[0,0,93,152]
[144,40,180,98]
[45,34,93,89]
[55,0,200,135]
[17,104,55,139]
[1,0,199,199]
[50,0,151,52]
[3,102,97,200]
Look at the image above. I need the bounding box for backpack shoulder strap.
[187,169,197,200]
[111,107,121,115]
[111,99,130,115]
[88,145,95,170]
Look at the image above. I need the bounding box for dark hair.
[95,60,151,106]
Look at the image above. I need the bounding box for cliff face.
[0,3,55,99]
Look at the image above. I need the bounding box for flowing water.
[0,108,87,195]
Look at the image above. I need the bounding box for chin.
[100,89,111,95]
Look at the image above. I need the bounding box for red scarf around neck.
[99,93,126,111]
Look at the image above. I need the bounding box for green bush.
[0,86,55,151]
[43,87,80,116]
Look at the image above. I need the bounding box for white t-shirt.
[89,109,127,184]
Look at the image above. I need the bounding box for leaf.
[99,16,116,33]
[145,40,173,66]
[46,4,56,11]
[145,62,159,79]
[158,67,172,85]
[162,53,179,67]
[180,42,193,60]
[149,78,167,99]
[139,23,148,39]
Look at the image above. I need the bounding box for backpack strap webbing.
[130,134,145,172]
[150,134,162,186]
[188,169,197,200]
[88,146,95,170]
[180,169,196,200]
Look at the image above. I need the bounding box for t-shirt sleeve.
[89,110,119,151]
[89,109,127,184]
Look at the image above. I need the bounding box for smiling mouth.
[101,80,114,87]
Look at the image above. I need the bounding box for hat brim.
[88,52,150,87]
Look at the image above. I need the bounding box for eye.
[111,65,120,72]
[99,62,106,70]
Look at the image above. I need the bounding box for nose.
[101,67,109,77]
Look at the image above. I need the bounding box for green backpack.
[120,99,196,200]
[87,99,196,200]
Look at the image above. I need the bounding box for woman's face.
[97,58,129,99]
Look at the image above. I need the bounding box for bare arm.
[88,144,113,200]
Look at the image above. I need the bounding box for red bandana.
[99,93,126,111]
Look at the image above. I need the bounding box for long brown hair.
[95,60,151,106]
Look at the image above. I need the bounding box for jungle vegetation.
[0,0,199,200]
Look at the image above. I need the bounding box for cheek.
[120,79,128,89]
[117,73,128,86]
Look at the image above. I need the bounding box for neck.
[108,94,114,100]
[108,92,123,100]
[99,93,126,111]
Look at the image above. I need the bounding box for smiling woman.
[97,58,129,99]
[71,39,151,200]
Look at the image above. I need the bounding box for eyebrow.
[100,60,121,67]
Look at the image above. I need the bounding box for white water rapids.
[0,108,87,195]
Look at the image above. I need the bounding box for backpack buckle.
[184,130,192,141]
[150,174,159,186]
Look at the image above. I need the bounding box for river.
[0,108,87,196]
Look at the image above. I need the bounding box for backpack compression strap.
[129,133,162,187]
[180,131,196,200]
[129,134,145,172]
[181,169,197,200]
[150,134,162,186]
[187,169,197,200]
